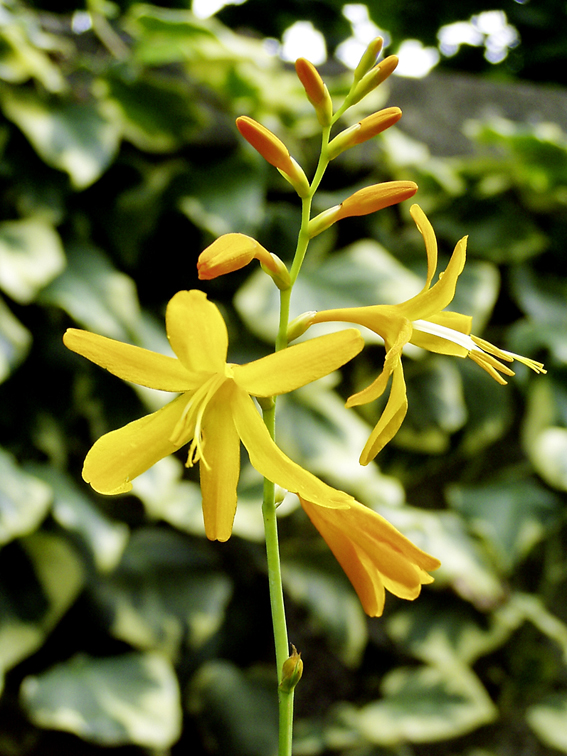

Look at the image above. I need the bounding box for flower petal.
[300,497,440,616]
[64,329,197,392]
[233,329,364,397]
[231,387,353,509]
[199,383,241,542]
[166,290,228,374]
[82,394,189,494]
[410,204,437,292]
[359,362,408,465]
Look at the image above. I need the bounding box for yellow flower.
[300,496,440,617]
[64,290,364,541]
[309,204,546,464]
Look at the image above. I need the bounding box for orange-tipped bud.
[308,180,418,237]
[295,58,333,126]
[337,180,418,218]
[349,55,399,106]
[197,233,286,283]
[327,107,402,160]
[236,116,310,197]
[353,37,384,83]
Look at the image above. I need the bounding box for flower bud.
[349,55,398,107]
[295,58,333,126]
[353,37,384,83]
[287,311,317,342]
[279,645,303,693]
[308,180,417,237]
[197,233,289,286]
[236,116,310,197]
[327,107,402,160]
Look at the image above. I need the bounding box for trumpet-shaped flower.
[64,290,364,541]
[300,496,440,617]
[308,204,546,464]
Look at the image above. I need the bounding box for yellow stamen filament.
[170,374,226,468]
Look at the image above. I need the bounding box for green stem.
[261,119,335,756]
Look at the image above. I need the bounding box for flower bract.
[64,290,364,541]
[300,495,440,617]
[309,204,546,464]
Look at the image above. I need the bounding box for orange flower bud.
[353,37,384,83]
[336,180,418,219]
[327,107,402,159]
[349,55,399,106]
[236,116,310,198]
[295,58,333,126]
[198,233,276,279]
[308,180,417,237]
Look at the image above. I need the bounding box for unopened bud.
[353,37,384,83]
[308,180,417,237]
[327,107,402,160]
[198,233,276,280]
[287,311,317,341]
[349,55,398,107]
[280,645,303,693]
[260,253,291,290]
[295,58,333,126]
[236,116,310,197]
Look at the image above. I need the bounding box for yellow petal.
[398,235,467,321]
[166,290,228,374]
[300,497,440,617]
[82,394,189,494]
[233,329,364,397]
[230,386,353,509]
[200,382,240,542]
[63,329,197,392]
[410,205,437,292]
[359,362,408,465]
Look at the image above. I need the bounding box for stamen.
[170,374,226,468]
[412,319,475,350]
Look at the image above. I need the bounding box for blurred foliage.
[0,1,567,755]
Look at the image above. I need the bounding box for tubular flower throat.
[309,204,546,465]
[300,496,440,617]
[64,290,364,541]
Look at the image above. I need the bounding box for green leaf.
[281,550,368,668]
[21,651,182,749]
[397,357,467,453]
[188,660,278,756]
[0,217,65,304]
[0,447,52,546]
[95,527,232,656]
[40,242,140,340]
[101,71,201,152]
[1,88,120,189]
[527,693,567,752]
[378,504,505,610]
[446,476,562,571]
[0,295,31,383]
[0,531,84,671]
[27,464,129,573]
[341,663,497,745]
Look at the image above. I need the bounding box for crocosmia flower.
[300,496,440,617]
[64,290,363,541]
[308,204,546,464]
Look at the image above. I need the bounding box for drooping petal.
[199,382,240,542]
[63,329,197,392]
[232,329,364,397]
[300,497,440,617]
[166,290,228,374]
[82,394,190,494]
[359,362,408,465]
[230,386,353,509]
